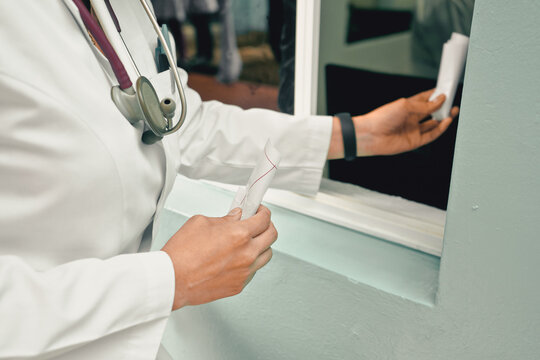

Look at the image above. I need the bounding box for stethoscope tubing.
[72,0,187,135]
[72,0,132,90]
[137,0,187,134]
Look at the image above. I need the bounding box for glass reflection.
[324,0,475,209]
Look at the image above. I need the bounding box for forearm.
[325,92,456,159]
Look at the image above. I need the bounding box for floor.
[187,73,279,111]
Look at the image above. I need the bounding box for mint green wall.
[155,0,540,358]
[435,0,540,355]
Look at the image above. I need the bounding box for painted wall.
[155,0,540,358]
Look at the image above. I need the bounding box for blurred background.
[152,0,282,110]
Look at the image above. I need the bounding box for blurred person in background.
[153,0,242,82]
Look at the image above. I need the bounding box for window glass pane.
[322,0,474,210]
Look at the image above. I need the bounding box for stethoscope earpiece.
[160,98,176,118]
[160,98,176,129]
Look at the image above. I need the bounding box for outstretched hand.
[327,89,459,159]
[356,89,459,156]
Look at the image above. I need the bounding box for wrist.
[352,114,373,156]
[161,248,188,311]
[327,114,371,159]
[327,116,345,160]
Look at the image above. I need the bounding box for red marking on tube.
[239,148,277,207]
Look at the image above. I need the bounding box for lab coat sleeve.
[0,251,174,359]
[175,86,333,195]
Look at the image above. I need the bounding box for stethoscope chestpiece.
[136,76,167,142]
[111,76,179,145]
[146,99,177,144]
[111,85,140,125]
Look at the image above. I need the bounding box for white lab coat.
[0,0,331,359]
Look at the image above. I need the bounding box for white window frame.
[294,0,321,116]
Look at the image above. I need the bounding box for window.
[174,0,472,257]
[292,0,471,255]
[316,0,469,212]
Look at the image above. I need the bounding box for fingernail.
[228,207,241,216]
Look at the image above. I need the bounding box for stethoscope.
[72,0,187,144]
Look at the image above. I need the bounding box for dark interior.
[346,6,413,43]
[326,65,462,210]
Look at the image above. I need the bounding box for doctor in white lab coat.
[0,1,457,359]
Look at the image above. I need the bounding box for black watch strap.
[335,112,357,161]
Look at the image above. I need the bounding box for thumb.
[226,207,242,220]
[410,93,446,115]
[429,93,446,108]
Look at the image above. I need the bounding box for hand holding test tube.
[230,140,281,220]
[429,32,470,120]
